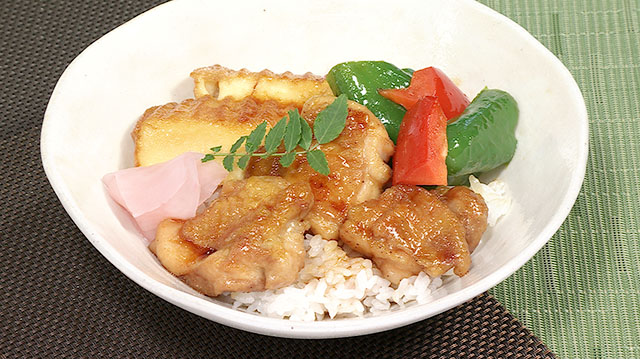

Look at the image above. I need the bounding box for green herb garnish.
[201,94,348,176]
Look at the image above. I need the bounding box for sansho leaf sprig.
[201,94,348,175]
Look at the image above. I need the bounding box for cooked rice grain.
[227,234,441,321]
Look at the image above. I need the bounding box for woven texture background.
[479,0,640,358]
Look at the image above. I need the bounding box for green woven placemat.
[479,1,640,357]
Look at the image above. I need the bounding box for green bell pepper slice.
[327,62,518,184]
[326,61,412,142]
[446,88,519,184]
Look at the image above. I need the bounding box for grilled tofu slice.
[132,95,293,167]
[191,65,333,105]
[133,66,333,167]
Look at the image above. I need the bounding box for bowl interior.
[41,0,587,338]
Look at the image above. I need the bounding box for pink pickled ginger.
[102,152,227,242]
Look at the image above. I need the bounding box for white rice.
[226,234,442,321]
[468,175,511,226]
[225,177,510,321]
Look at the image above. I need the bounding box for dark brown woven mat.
[0,0,554,357]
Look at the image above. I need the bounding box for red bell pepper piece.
[392,96,448,186]
[379,67,469,120]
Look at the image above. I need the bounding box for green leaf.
[313,94,348,144]
[201,154,215,162]
[237,154,251,170]
[230,136,246,153]
[264,116,287,153]
[245,122,267,153]
[284,110,302,152]
[299,116,312,150]
[203,98,347,176]
[222,155,234,171]
[279,151,297,167]
[306,149,330,175]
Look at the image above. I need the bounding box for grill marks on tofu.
[340,185,477,284]
[245,96,394,240]
[151,177,314,296]
[191,65,333,106]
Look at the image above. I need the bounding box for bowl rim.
[40,0,588,338]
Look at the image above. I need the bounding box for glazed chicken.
[430,186,489,252]
[340,185,487,284]
[150,176,314,296]
[244,95,395,239]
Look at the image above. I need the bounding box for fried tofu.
[191,65,333,105]
[133,65,333,167]
[132,95,293,167]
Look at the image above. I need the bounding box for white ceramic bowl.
[41,0,588,338]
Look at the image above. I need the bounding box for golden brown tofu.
[245,96,394,239]
[340,185,473,284]
[133,65,333,167]
[151,177,314,296]
[191,65,333,105]
[132,95,293,166]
